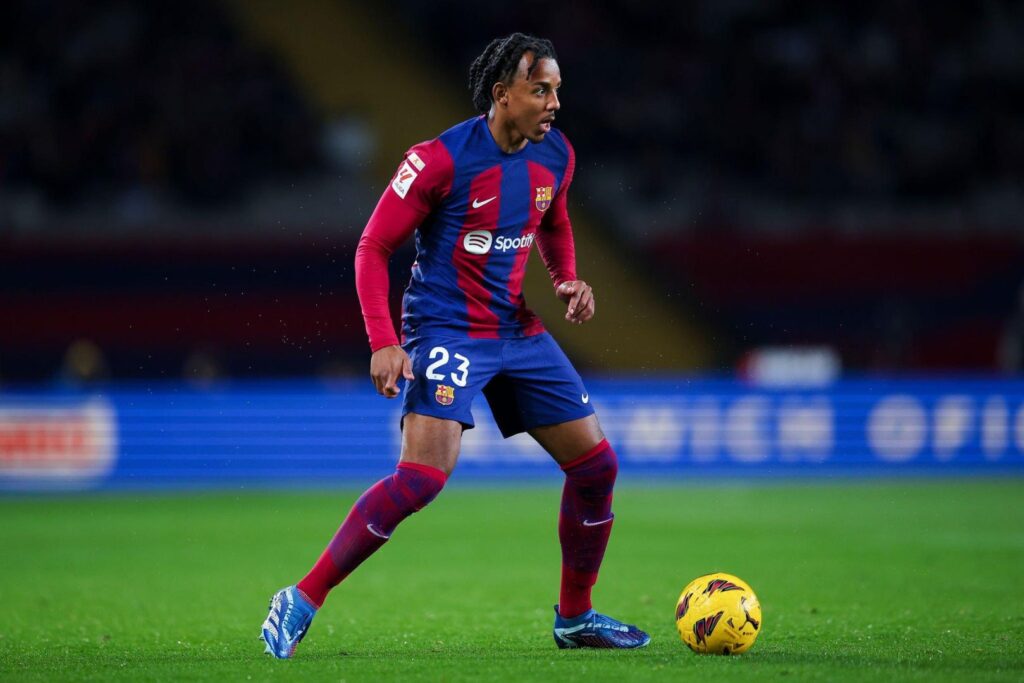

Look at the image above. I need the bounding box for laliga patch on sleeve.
[391,161,418,199]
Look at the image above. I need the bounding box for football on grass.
[675,572,761,654]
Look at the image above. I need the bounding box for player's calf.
[558,439,618,618]
[295,462,448,608]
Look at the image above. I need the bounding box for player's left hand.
[556,280,595,324]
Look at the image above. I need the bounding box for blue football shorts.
[400,332,595,437]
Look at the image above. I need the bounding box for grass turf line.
[0,481,1022,681]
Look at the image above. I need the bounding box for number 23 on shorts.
[424,346,471,387]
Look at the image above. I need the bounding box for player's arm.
[355,141,453,396]
[535,137,594,324]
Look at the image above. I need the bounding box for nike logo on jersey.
[582,516,614,527]
[582,393,590,404]
[472,196,497,209]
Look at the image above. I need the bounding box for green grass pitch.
[1,480,1022,681]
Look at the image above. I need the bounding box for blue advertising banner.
[1,378,1022,490]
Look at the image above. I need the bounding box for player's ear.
[492,81,508,107]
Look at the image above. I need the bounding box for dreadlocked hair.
[468,33,557,114]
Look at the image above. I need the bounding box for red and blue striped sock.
[558,439,618,619]
[297,461,447,607]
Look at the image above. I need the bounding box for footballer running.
[261,32,650,657]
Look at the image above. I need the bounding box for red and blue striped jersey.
[356,116,577,350]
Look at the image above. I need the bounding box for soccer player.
[261,32,650,658]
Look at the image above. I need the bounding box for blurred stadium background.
[1,0,1023,484]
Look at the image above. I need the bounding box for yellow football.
[675,572,761,655]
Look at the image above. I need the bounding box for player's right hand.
[370,345,415,398]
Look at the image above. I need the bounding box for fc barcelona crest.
[535,186,553,212]
[435,384,455,406]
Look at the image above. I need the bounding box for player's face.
[506,54,561,143]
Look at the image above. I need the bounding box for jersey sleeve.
[535,134,577,288]
[355,139,454,351]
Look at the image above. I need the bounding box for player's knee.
[394,462,448,511]
[604,447,619,484]
[564,441,618,494]
[590,446,618,492]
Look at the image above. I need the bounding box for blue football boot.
[261,586,317,658]
[552,606,650,649]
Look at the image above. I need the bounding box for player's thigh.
[400,412,462,477]
[401,336,501,476]
[495,333,598,454]
[402,335,499,429]
[528,414,605,467]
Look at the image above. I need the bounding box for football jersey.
[356,115,577,350]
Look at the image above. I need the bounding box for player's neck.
[486,114,529,154]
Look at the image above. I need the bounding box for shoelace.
[279,598,300,637]
[591,614,629,632]
[265,593,297,640]
[281,592,314,643]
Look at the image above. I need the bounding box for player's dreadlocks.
[468,33,558,114]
